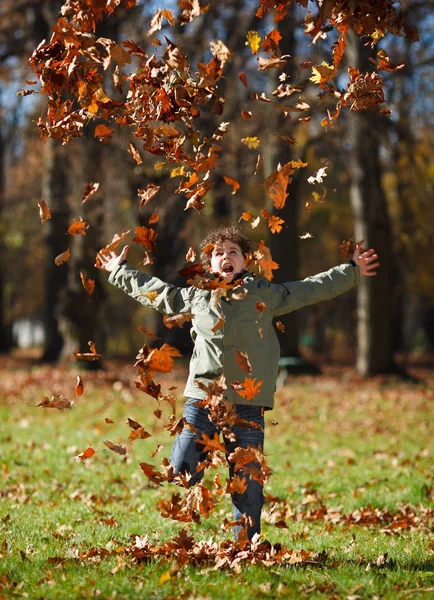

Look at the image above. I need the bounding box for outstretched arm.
[270,245,380,317]
[95,246,194,315]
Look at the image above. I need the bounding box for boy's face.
[209,240,247,281]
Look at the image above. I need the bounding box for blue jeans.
[170,398,265,540]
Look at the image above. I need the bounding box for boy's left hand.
[352,245,380,276]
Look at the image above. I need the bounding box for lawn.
[0,353,433,599]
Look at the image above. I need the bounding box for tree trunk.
[0,104,12,352]
[347,33,397,375]
[40,139,70,361]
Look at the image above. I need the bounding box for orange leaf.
[140,462,165,486]
[163,313,195,329]
[223,176,240,195]
[148,213,159,224]
[241,110,252,119]
[38,199,51,222]
[234,377,263,401]
[74,446,96,460]
[80,272,95,295]
[36,395,72,411]
[128,142,142,165]
[94,124,113,141]
[276,321,285,333]
[75,375,84,397]
[240,211,253,222]
[196,432,228,454]
[225,474,248,495]
[145,344,181,373]
[256,301,266,313]
[138,184,160,206]
[211,315,225,333]
[254,241,279,281]
[54,249,71,266]
[133,225,158,252]
[68,219,88,236]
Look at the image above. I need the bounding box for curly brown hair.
[199,225,255,267]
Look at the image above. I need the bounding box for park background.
[0,1,433,599]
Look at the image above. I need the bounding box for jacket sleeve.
[269,262,359,317]
[108,263,194,315]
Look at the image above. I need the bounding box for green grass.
[0,357,433,599]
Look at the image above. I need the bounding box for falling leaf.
[128,142,142,164]
[239,72,248,87]
[254,241,279,281]
[241,137,260,149]
[74,446,96,460]
[235,351,251,374]
[185,247,197,262]
[309,62,335,87]
[234,377,263,401]
[170,166,186,178]
[253,153,263,178]
[54,249,71,266]
[133,225,158,251]
[38,199,51,222]
[94,124,113,141]
[240,212,253,222]
[37,395,72,411]
[246,31,261,54]
[260,209,285,234]
[223,176,240,195]
[196,432,228,454]
[163,313,195,329]
[80,272,95,295]
[226,474,248,495]
[307,167,328,185]
[140,462,165,486]
[276,321,285,333]
[99,230,131,255]
[105,418,114,424]
[129,426,152,441]
[82,182,100,204]
[104,440,127,455]
[148,213,159,224]
[67,219,88,236]
[241,110,252,119]
[138,184,160,206]
[299,232,314,239]
[145,344,182,373]
[75,375,84,397]
[151,444,164,458]
[338,238,366,258]
[73,340,101,361]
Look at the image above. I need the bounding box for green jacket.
[108,262,359,409]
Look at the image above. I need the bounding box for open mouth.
[222,264,234,275]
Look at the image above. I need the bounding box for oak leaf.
[163,313,195,329]
[37,395,72,411]
[234,377,263,401]
[133,226,157,252]
[104,440,127,455]
[140,462,165,486]
[67,219,88,236]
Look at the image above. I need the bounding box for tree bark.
[347,33,397,375]
[40,139,71,361]
[0,101,12,352]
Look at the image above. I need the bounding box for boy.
[96,225,379,540]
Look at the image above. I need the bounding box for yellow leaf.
[159,571,171,584]
[241,137,260,149]
[246,31,261,55]
[170,166,186,178]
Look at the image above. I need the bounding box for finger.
[366,262,380,270]
[119,245,130,261]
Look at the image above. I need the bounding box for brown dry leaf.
[138,184,160,206]
[67,219,88,236]
[151,444,164,458]
[74,446,96,460]
[299,232,314,240]
[240,212,253,222]
[105,418,114,424]
[82,182,100,204]
[254,241,279,281]
[128,142,142,165]
[253,153,263,178]
[185,247,197,262]
[75,375,84,397]
[196,432,228,454]
[338,238,366,258]
[260,209,285,234]
[163,313,195,329]
[104,440,127,456]
[94,124,113,142]
[80,272,95,295]
[276,321,285,333]
[241,110,252,119]
[137,325,157,341]
[140,462,165,486]
[133,225,158,252]
[226,474,248,495]
[223,176,240,195]
[129,426,152,441]
[73,340,101,361]
[99,230,131,255]
[235,351,251,374]
[37,395,72,411]
[239,72,248,87]
[38,199,51,222]
[55,249,71,266]
[256,301,266,313]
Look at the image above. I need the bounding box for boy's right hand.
[95,245,129,272]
